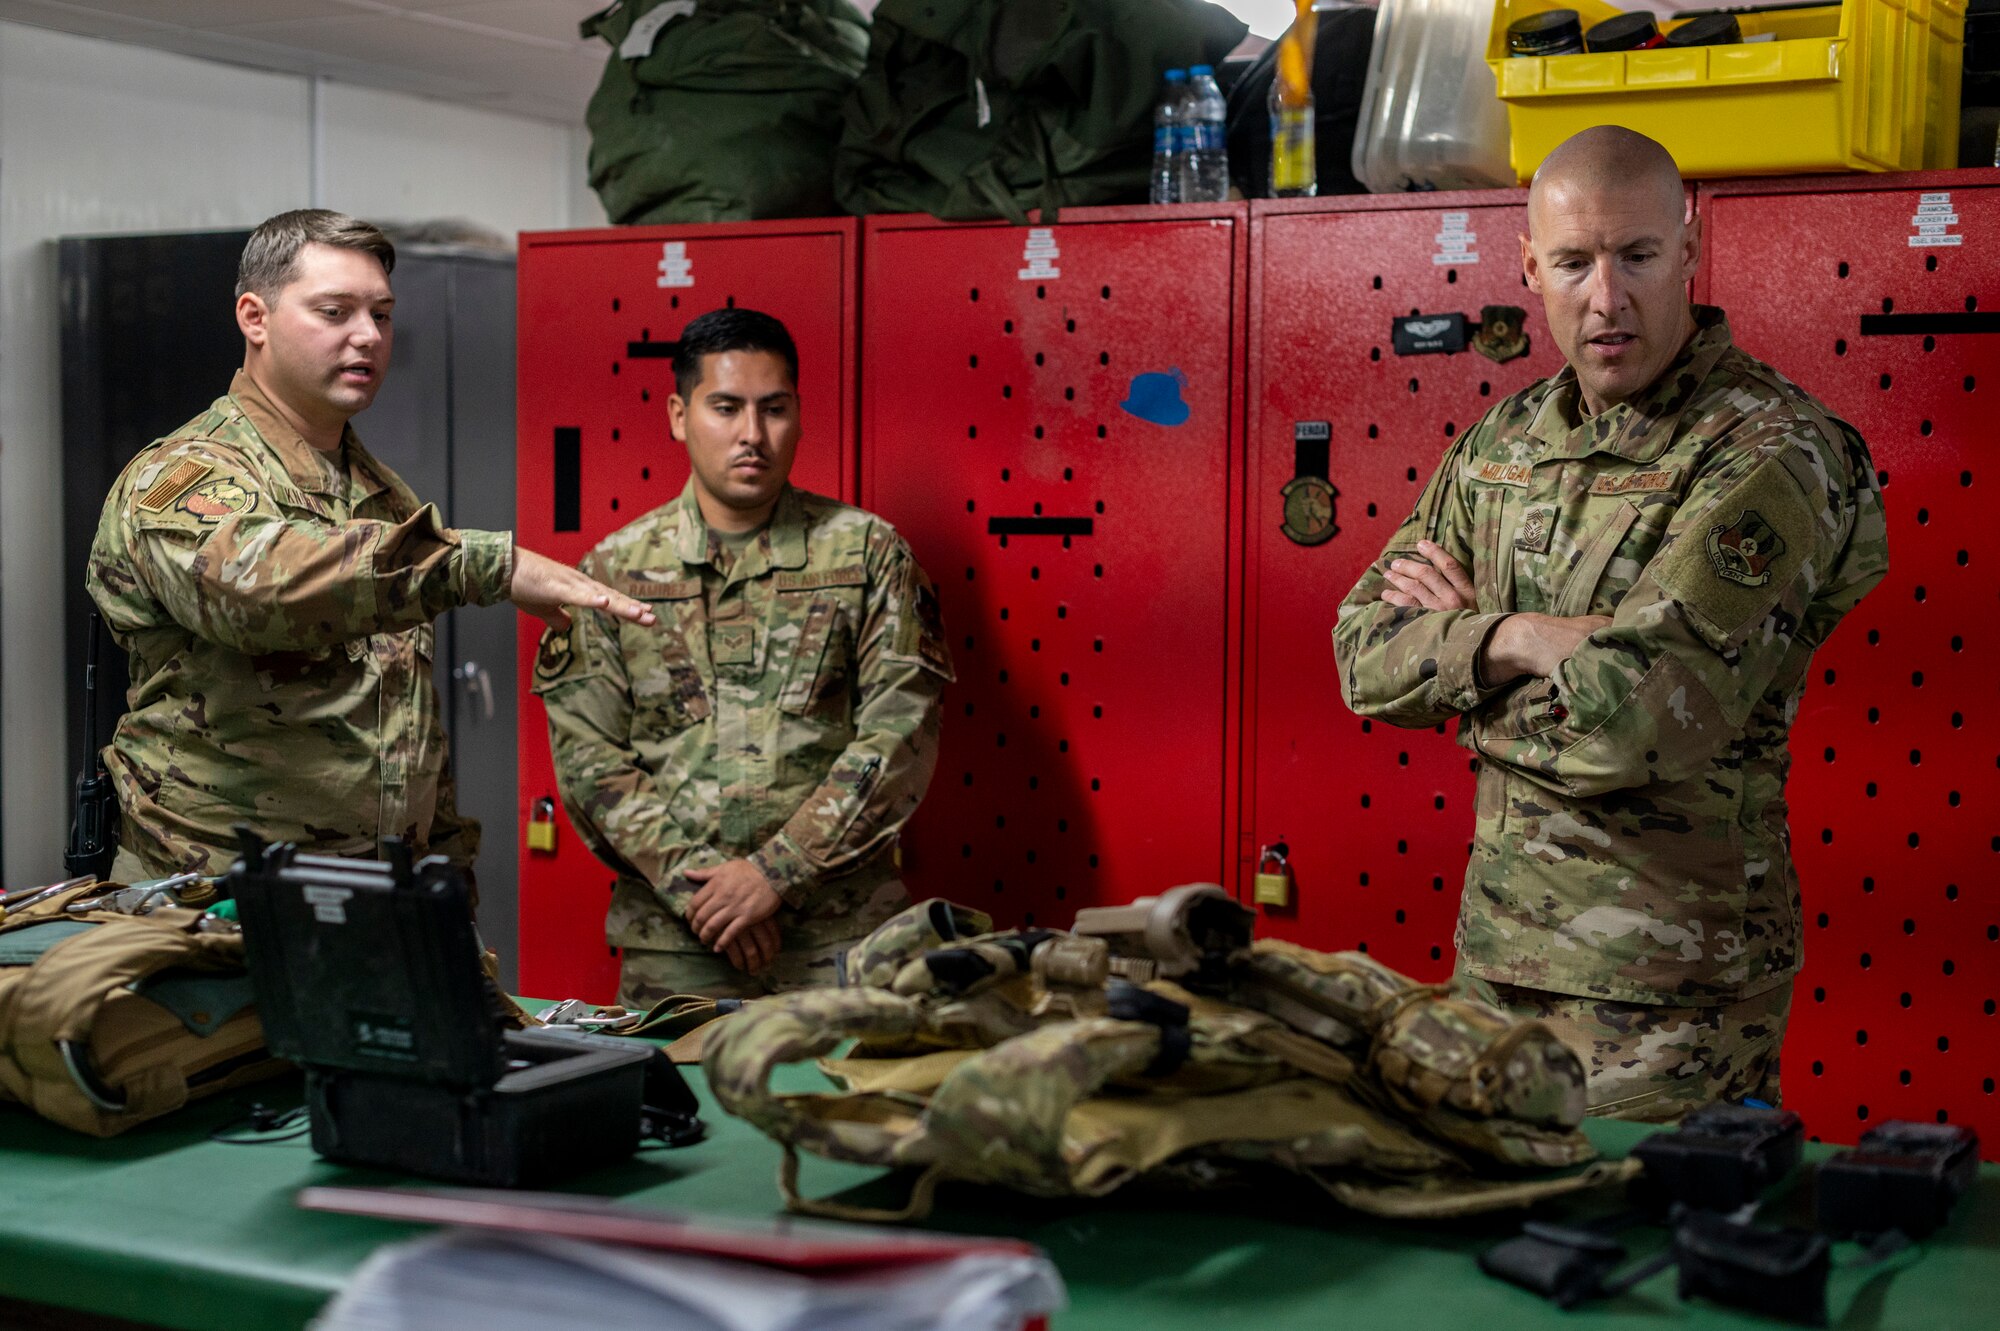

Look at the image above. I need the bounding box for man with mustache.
[1333,127,1888,1121]
[538,308,951,1002]
[87,209,656,885]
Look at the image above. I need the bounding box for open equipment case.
[226,832,693,1186]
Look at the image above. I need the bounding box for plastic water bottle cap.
[1165,68,1187,81]
[1190,64,1214,75]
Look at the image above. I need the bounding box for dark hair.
[237,209,395,299]
[672,307,799,399]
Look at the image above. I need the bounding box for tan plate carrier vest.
[704,895,1639,1221]
[0,882,284,1136]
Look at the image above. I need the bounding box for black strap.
[1105,980,1191,1076]
[1479,1214,1670,1309]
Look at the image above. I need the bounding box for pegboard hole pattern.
[1706,184,1999,1153]
[869,218,1238,938]
[1247,203,1571,981]
[515,224,859,1007]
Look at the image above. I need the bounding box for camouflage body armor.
[705,888,1636,1220]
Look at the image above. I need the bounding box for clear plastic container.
[1352,0,1515,192]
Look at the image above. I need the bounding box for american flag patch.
[136,458,213,512]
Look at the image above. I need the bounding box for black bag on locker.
[580,0,871,224]
[1223,1,1376,198]
[834,0,1248,223]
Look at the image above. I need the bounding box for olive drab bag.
[580,0,871,224]
[833,0,1248,223]
[0,881,282,1136]
[705,887,1638,1221]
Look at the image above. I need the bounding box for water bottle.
[1182,65,1231,203]
[1150,68,1189,205]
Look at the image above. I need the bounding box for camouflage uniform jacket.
[535,481,952,955]
[86,370,515,877]
[1332,308,1889,1006]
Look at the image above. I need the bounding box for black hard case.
[229,840,650,1186]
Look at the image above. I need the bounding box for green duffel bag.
[581,0,870,224]
[835,0,1247,223]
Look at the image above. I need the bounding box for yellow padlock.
[526,796,558,854]
[1253,844,1292,908]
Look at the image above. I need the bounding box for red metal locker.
[862,204,1248,930]
[1698,171,1999,1151]
[514,220,859,1002]
[1243,193,1568,978]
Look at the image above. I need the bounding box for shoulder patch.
[531,620,586,691]
[1658,458,1817,651]
[178,477,256,523]
[136,458,213,512]
[776,564,867,593]
[889,560,954,680]
[1705,509,1787,586]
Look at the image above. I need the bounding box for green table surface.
[1,1063,1993,1331]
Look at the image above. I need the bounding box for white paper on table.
[314,1227,1066,1331]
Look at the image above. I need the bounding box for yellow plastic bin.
[1487,0,1967,181]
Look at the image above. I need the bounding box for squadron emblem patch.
[179,477,253,523]
[534,622,577,686]
[1706,509,1786,587]
[1279,476,1338,546]
[1472,304,1530,365]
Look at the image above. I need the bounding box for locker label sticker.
[1434,212,1479,266]
[1909,192,1962,248]
[658,241,695,288]
[1019,227,1060,281]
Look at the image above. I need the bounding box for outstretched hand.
[510,546,656,631]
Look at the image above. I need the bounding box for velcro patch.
[624,577,700,600]
[1706,509,1786,586]
[1515,508,1554,554]
[179,477,255,523]
[890,561,953,680]
[776,565,867,592]
[1465,459,1533,487]
[1658,458,1817,650]
[712,622,755,665]
[531,620,583,691]
[136,458,213,512]
[1589,468,1680,497]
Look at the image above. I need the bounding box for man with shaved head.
[1333,127,1888,1121]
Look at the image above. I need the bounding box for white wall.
[0,20,602,884]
